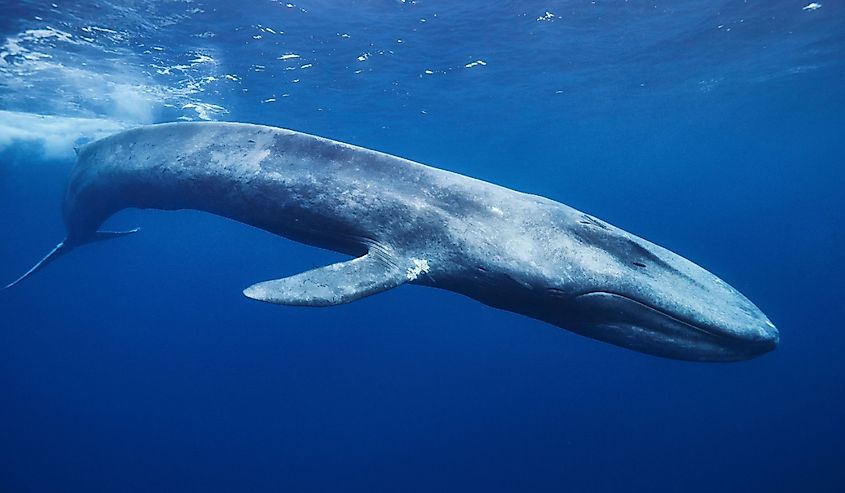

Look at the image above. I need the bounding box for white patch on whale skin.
[207,131,274,172]
[248,147,272,168]
[406,258,430,281]
[490,206,504,216]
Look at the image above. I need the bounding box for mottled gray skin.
[20,122,778,361]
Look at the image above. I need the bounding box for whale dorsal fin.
[243,251,420,307]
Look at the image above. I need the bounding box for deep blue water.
[1,1,844,491]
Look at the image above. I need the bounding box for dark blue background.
[1,1,843,491]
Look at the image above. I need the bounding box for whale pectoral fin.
[242,253,407,307]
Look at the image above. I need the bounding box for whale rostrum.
[6,122,779,361]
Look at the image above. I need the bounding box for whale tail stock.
[3,228,140,290]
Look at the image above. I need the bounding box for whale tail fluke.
[4,241,71,290]
[3,227,140,290]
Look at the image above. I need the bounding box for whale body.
[6,122,778,361]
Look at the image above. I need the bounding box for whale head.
[538,213,779,362]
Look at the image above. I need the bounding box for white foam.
[88,26,119,35]
[803,3,822,10]
[0,26,77,64]
[0,26,231,124]
[181,102,228,121]
[0,110,131,159]
[190,54,215,64]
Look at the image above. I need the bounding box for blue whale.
[6,122,779,361]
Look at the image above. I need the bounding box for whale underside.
[5,122,779,362]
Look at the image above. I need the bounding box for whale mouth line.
[571,290,774,348]
[577,291,726,339]
[562,290,778,361]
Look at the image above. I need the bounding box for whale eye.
[632,262,646,268]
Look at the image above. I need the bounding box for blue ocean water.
[1,1,843,491]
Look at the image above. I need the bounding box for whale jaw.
[567,291,778,362]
